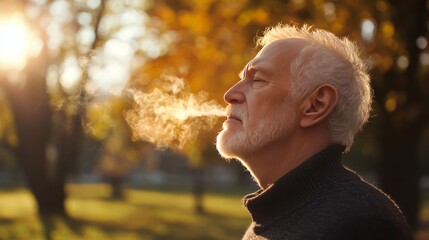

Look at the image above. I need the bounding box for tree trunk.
[35,183,67,217]
[0,39,68,217]
[193,166,205,214]
[377,112,421,230]
[15,124,68,217]
[109,176,125,199]
[377,0,428,231]
[12,90,68,217]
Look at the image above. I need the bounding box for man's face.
[216,39,307,160]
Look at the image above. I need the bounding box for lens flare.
[125,76,225,150]
[0,14,32,70]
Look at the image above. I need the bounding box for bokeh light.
[0,14,33,70]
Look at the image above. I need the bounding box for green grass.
[0,184,428,240]
[0,184,250,240]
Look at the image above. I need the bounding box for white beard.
[216,102,295,160]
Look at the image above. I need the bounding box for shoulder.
[324,176,403,216]
[318,178,412,239]
[322,215,412,240]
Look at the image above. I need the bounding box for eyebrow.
[238,62,273,79]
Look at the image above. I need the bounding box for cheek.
[245,86,291,118]
[248,94,286,116]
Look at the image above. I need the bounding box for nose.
[224,82,245,104]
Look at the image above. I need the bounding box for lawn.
[0,184,250,240]
[0,184,428,240]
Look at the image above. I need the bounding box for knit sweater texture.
[242,144,412,240]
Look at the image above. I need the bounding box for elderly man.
[216,24,412,239]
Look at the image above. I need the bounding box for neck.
[240,130,332,189]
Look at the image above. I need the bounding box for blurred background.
[0,0,428,239]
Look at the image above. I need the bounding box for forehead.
[242,39,309,77]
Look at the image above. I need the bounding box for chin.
[216,128,248,160]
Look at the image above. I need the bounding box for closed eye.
[253,78,269,84]
[251,78,269,88]
[253,78,266,82]
[252,78,278,87]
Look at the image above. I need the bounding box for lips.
[225,106,244,124]
[227,115,242,122]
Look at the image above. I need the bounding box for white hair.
[256,24,372,151]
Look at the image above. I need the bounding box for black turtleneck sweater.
[242,145,412,240]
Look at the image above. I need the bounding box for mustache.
[226,105,247,122]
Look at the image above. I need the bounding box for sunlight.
[0,14,31,70]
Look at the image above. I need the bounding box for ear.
[299,84,338,128]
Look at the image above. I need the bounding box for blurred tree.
[134,0,263,213]
[140,0,428,230]
[0,0,106,217]
[184,130,221,213]
[373,0,428,230]
[87,97,146,199]
[0,0,149,217]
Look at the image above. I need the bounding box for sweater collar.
[243,144,350,229]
